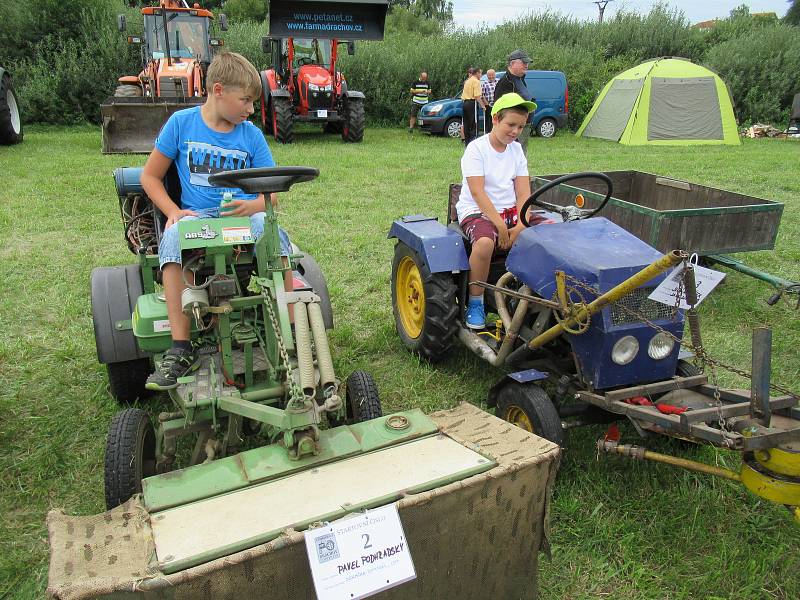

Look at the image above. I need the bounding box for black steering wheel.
[520,172,613,226]
[296,57,314,66]
[208,166,319,194]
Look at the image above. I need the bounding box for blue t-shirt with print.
[155,106,275,210]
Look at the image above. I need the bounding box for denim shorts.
[158,208,292,268]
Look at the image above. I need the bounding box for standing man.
[461,67,485,146]
[481,68,498,133]
[494,50,534,151]
[409,71,431,133]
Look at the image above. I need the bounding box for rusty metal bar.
[603,374,707,402]
[751,327,772,426]
[528,250,687,349]
[680,396,796,426]
[682,264,703,349]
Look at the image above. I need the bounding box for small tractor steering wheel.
[208,166,319,194]
[296,57,314,66]
[520,172,613,226]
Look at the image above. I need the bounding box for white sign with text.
[304,503,416,600]
[648,264,726,309]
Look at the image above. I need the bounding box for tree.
[388,0,453,23]
[222,0,268,22]
[786,0,800,25]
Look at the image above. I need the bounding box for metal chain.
[561,272,799,401]
[263,291,304,404]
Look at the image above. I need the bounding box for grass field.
[1,125,799,599]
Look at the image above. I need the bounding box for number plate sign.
[304,503,416,599]
[317,109,328,118]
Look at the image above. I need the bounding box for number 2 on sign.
[362,533,372,549]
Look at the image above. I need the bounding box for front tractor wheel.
[271,97,294,144]
[391,242,458,362]
[104,408,157,509]
[342,99,365,142]
[496,383,564,446]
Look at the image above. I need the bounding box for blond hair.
[206,52,262,98]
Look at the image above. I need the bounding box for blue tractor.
[388,173,800,517]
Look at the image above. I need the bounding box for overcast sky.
[452,1,789,28]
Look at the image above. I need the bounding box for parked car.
[0,66,23,145]
[418,70,568,139]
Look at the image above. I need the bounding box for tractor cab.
[143,10,213,63]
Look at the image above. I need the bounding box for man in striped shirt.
[481,69,498,133]
[409,71,431,133]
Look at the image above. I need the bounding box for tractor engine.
[296,65,335,113]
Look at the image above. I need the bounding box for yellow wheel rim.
[396,256,425,339]
[505,406,534,433]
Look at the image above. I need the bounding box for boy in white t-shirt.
[455,92,537,329]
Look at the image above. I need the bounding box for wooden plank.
[603,375,707,402]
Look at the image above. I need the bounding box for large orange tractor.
[259,0,388,143]
[101,0,227,153]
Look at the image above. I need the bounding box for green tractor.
[94,166,393,511]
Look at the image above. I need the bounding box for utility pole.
[593,0,614,23]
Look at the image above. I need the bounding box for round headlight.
[611,335,639,365]
[648,331,675,360]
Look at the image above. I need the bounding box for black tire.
[107,359,152,404]
[346,371,382,422]
[391,242,458,362]
[495,383,564,446]
[342,99,365,142]
[328,370,382,427]
[114,84,143,97]
[444,118,461,138]
[0,73,23,145]
[676,359,702,377]
[535,118,557,138]
[293,245,334,330]
[104,408,157,509]
[272,97,294,144]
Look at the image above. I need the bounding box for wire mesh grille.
[610,287,675,325]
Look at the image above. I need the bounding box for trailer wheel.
[114,84,143,97]
[342,99,365,143]
[104,408,157,509]
[496,383,564,446]
[391,242,458,362]
[272,97,294,144]
[107,358,152,404]
[0,73,23,145]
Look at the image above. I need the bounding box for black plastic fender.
[91,265,148,364]
[292,245,334,330]
[345,90,365,100]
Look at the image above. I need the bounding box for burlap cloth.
[47,402,560,599]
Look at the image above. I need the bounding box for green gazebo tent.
[576,57,739,145]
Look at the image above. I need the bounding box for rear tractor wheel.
[107,358,151,404]
[391,242,458,362]
[341,99,365,143]
[0,73,23,145]
[104,408,157,509]
[496,383,564,446]
[271,97,294,144]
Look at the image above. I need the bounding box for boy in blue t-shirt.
[141,51,290,390]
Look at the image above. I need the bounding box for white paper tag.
[317,109,328,118]
[153,319,171,332]
[417,119,424,125]
[304,503,416,600]
[648,263,726,309]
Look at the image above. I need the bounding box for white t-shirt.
[456,135,529,223]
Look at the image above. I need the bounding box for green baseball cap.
[491,92,537,116]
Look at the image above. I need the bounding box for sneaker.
[465,300,486,330]
[145,347,199,391]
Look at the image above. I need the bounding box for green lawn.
[1,125,799,599]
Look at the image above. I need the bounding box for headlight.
[611,335,639,365]
[427,104,444,114]
[648,332,675,360]
[307,83,331,92]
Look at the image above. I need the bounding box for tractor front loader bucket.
[101,96,204,154]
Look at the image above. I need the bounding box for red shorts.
[460,207,518,247]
